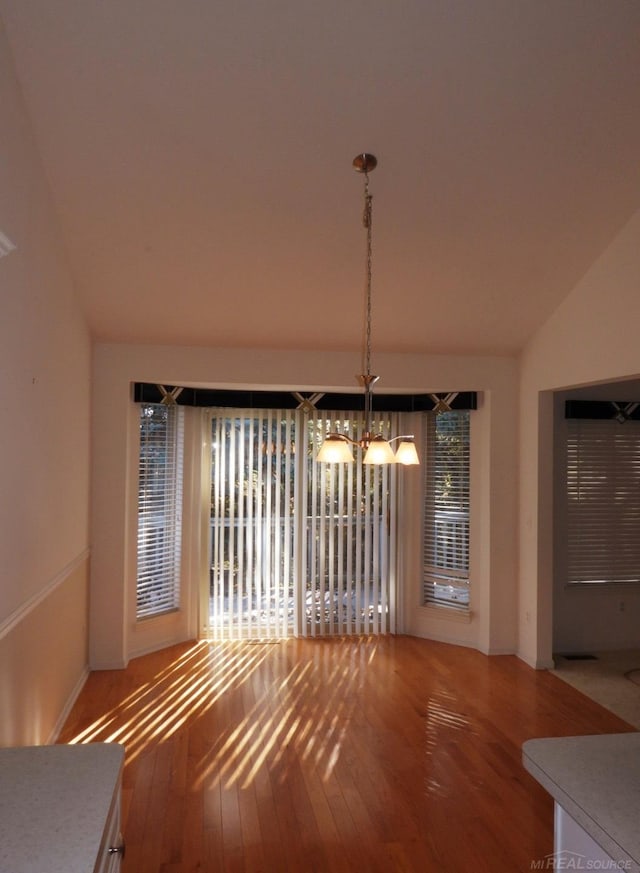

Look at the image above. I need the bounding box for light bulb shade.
[395,440,420,465]
[363,436,397,464]
[317,435,354,463]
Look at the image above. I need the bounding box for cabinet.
[0,743,125,873]
[555,802,622,865]
[523,733,640,873]
[96,764,125,873]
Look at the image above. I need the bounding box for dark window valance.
[565,400,640,421]
[133,383,478,413]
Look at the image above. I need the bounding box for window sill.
[419,604,472,623]
[564,582,640,593]
[135,607,181,624]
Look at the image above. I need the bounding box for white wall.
[90,343,519,666]
[0,17,91,745]
[519,208,640,668]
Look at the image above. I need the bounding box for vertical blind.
[209,409,397,639]
[304,409,396,636]
[136,403,184,619]
[566,418,640,584]
[210,411,296,639]
[422,411,470,610]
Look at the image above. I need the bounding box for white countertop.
[0,743,124,873]
[523,732,640,871]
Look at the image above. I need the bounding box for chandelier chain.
[364,173,373,378]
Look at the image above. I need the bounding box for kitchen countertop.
[0,742,124,873]
[523,732,640,871]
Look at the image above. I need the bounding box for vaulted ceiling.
[2,1,640,355]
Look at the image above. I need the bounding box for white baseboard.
[128,633,197,663]
[47,665,90,744]
[517,651,555,670]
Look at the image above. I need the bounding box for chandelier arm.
[388,434,416,445]
[322,432,361,448]
[324,430,389,450]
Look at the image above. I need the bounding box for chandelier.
[317,154,419,465]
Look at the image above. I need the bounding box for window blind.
[304,410,397,636]
[422,411,470,610]
[136,403,184,619]
[208,408,397,639]
[566,418,640,585]
[210,411,296,640]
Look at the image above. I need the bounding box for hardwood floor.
[58,636,635,873]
